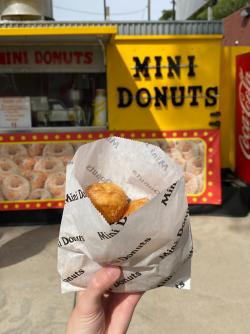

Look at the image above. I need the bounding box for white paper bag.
[58,137,193,293]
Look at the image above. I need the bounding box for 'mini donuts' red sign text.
[0,50,93,65]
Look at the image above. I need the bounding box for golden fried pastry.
[86,183,129,224]
[123,198,149,217]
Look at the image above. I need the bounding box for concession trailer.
[0,0,249,221]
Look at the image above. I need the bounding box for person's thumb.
[76,266,121,315]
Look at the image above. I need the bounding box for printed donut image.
[86,183,129,224]
[0,142,75,202]
[184,173,199,194]
[169,149,186,167]
[14,156,37,171]
[123,198,149,217]
[73,142,85,151]
[58,155,74,166]
[185,156,204,176]
[45,172,66,198]
[0,138,207,204]
[151,138,206,195]
[0,158,20,183]
[2,174,30,200]
[34,157,65,176]
[0,144,28,159]
[176,141,199,160]
[0,189,4,201]
[22,170,47,191]
[160,140,176,153]
[29,188,51,200]
[198,140,205,157]
[196,173,204,193]
[43,143,74,157]
[28,143,45,157]
[150,141,161,147]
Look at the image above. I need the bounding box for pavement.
[0,214,250,334]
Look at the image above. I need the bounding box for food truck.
[0,0,249,220]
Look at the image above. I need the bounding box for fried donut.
[123,198,149,217]
[45,172,65,198]
[34,157,65,176]
[28,143,45,157]
[86,183,129,224]
[0,158,20,183]
[43,143,74,157]
[2,174,30,200]
[29,188,51,200]
[1,144,28,159]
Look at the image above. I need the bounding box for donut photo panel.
[134,130,221,206]
[0,130,221,211]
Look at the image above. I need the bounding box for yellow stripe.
[0,26,117,37]
[114,34,223,41]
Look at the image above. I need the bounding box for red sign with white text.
[236,53,250,184]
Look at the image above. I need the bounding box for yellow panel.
[107,36,222,132]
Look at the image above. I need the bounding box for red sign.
[0,46,104,73]
[0,50,93,65]
[236,53,250,184]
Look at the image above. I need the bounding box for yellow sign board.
[107,35,222,131]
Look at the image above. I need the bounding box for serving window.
[0,72,106,128]
[0,45,107,130]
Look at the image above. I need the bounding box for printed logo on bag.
[148,146,168,171]
[159,209,189,260]
[177,210,189,238]
[58,235,85,247]
[115,238,151,262]
[65,189,87,204]
[159,241,179,260]
[132,169,161,194]
[86,165,112,183]
[184,247,193,263]
[161,181,178,206]
[113,272,142,288]
[63,269,85,283]
[157,274,175,287]
[106,137,119,149]
[97,217,128,240]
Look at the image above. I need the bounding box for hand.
[66,266,143,334]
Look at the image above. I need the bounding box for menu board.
[0,130,221,211]
[0,97,32,128]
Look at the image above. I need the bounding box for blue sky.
[53,0,172,21]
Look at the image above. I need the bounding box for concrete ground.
[0,214,249,334]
